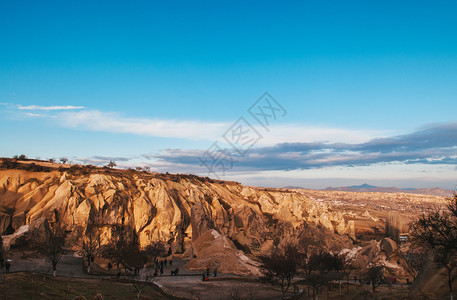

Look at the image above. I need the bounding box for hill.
[0,157,448,285]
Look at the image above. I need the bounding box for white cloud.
[55,109,384,144]
[24,112,48,117]
[59,110,229,141]
[11,103,387,144]
[17,105,85,111]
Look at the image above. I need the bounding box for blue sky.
[1,1,457,189]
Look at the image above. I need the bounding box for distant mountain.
[323,183,453,197]
[283,185,305,190]
[347,183,378,189]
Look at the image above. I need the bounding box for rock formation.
[0,168,360,275]
[1,163,434,279]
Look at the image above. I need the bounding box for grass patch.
[0,272,180,299]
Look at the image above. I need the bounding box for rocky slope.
[0,162,442,278]
[0,166,357,274]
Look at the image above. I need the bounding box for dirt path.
[3,253,287,299]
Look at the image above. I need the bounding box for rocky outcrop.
[342,238,414,279]
[0,169,360,275]
[2,217,48,250]
[0,170,356,250]
[184,229,262,276]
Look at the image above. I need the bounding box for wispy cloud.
[75,155,134,166]
[92,155,132,162]
[58,110,229,141]
[55,109,383,144]
[17,105,85,111]
[9,104,385,144]
[24,112,56,118]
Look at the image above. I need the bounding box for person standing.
[5,260,10,273]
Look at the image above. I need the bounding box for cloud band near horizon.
[151,122,457,171]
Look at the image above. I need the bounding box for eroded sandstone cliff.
[0,167,356,274]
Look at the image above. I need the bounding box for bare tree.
[130,264,153,298]
[143,241,167,263]
[48,158,56,163]
[261,243,303,298]
[101,225,138,271]
[59,157,68,164]
[411,193,457,300]
[405,250,427,279]
[0,235,7,270]
[31,223,67,276]
[435,250,457,300]
[302,250,345,300]
[107,160,116,169]
[364,265,384,300]
[76,225,101,273]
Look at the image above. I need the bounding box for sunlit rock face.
[0,168,360,275]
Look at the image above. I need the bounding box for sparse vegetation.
[76,225,101,273]
[0,235,7,270]
[31,223,68,276]
[301,250,346,300]
[130,268,155,299]
[101,225,143,271]
[261,243,303,298]
[143,241,167,263]
[0,272,176,299]
[411,192,457,300]
[364,265,384,300]
[0,158,53,172]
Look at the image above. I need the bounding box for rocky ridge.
[0,168,356,275]
[1,163,443,278]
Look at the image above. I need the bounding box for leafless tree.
[107,160,116,168]
[31,223,67,276]
[301,251,345,300]
[411,192,457,300]
[405,250,427,279]
[130,266,154,299]
[142,241,167,263]
[364,265,384,300]
[101,225,140,271]
[261,243,303,298]
[59,157,68,164]
[0,235,8,270]
[75,225,101,273]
